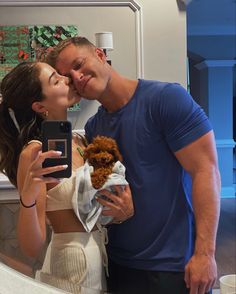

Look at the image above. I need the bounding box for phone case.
[42,120,72,178]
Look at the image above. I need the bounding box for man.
[46,37,221,294]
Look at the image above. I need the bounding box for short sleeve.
[157,83,212,152]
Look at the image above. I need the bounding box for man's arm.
[174,130,221,294]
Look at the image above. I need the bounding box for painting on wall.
[29,25,78,62]
[0,26,31,81]
[0,25,79,110]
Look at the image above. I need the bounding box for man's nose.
[70,69,84,82]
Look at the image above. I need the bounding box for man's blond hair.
[46,36,95,67]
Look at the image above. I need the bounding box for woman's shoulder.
[72,131,88,148]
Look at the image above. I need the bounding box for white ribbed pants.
[36,230,107,294]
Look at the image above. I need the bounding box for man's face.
[55,44,111,100]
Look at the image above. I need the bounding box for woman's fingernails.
[62,164,68,169]
[55,151,62,155]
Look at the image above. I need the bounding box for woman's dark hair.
[0,61,44,187]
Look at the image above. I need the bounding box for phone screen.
[48,139,67,158]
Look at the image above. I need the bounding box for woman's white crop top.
[27,140,75,212]
[46,173,76,211]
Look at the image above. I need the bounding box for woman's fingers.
[31,164,68,177]
[30,149,64,171]
[30,144,42,162]
[33,150,63,166]
[32,175,61,185]
[28,149,67,179]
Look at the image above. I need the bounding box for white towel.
[71,161,128,232]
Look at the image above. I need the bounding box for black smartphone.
[42,120,72,178]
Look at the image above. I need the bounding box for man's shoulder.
[84,107,103,138]
[86,105,103,123]
[139,78,174,87]
[138,79,182,95]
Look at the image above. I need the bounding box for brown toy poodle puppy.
[83,136,123,189]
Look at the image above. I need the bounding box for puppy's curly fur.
[83,136,123,189]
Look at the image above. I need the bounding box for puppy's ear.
[112,147,123,162]
[83,145,93,160]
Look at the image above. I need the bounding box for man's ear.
[95,48,106,62]
[31,101,46,115]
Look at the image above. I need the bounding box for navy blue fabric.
[85,79,212,271]
[107,259,213,294]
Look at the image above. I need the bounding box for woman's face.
[38,62,81,119]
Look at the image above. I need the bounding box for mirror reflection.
[0,3,137,293]
[0,1,234,294]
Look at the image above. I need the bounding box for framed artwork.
[0,25,80,111]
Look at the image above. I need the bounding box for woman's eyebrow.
[48,71,57,83]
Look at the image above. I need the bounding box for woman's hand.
[96,185,134,223]
[20,144,68,206]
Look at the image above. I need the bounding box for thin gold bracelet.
[113,219,124,224]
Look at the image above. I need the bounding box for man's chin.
[80,95,97,101]
[79,89,101,100]
[69,97,81,106]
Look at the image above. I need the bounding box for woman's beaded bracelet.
[20,196,36,208]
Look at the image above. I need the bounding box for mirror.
[0,1,143,292]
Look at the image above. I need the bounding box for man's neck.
[99,72,138,113]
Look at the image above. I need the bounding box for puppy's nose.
[101,157,108,163]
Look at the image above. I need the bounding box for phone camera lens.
[60,122,71,133]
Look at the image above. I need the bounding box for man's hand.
[96,185,134,223]
[184,253,217,294]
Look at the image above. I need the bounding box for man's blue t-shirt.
[85,79,212,272]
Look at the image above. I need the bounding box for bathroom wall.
[0,0,187,129]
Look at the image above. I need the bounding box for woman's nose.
[63,76,70,85]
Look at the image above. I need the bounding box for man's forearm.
[191,167,221,256]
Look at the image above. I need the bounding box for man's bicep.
[174,130,219,175]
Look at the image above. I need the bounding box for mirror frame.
[0,0,144,78]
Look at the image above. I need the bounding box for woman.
[0,61,133,293]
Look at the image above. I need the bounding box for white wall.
[0,6,137,77]
[0,0,187,129]
[139,0,187,85]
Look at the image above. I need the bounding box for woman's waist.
[47,209,98,233]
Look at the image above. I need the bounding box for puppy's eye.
[94,148,100,154]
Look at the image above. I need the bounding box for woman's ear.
[31,101,47,115]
